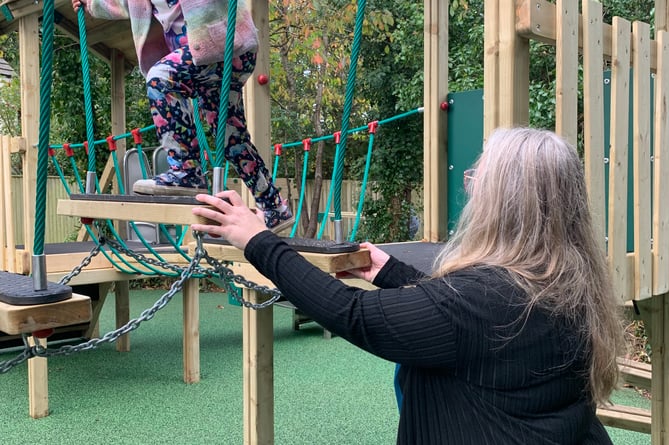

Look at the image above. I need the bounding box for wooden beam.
[497,0,529,127]
[58,199,209,225]
[597,404,652,434]
[518,0,661,70]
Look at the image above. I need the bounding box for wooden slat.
[608,17,631,303]
[182,278,200,384]
[653,31,669,295]
[27,336,48,418]
[582,0,606,250]
[0,293,91,335]
[632,21,653,300]
[555,0,578,145]
[597,404,651,434]
[0,136,8,271]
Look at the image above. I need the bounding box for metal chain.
[0,231,284,374]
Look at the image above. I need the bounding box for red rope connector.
[106,136,117,152]
[368,121,379,134]
[81,217,94,225]
[83,141,89,155]
[440,101,449,111]
[302,138,311,152]
[48,147,56,157]
[63,143,74,157]
[334,131,341,144]
[274,143,283,156]
[32,329,54,339]
[131,128,143,145]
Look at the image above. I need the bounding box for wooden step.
[597,404,651,434]
[617,357,652,390]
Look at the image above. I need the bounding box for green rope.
[348,129,376,241]
[214,0,238,168]
[289,142,310,238]
[317,137,342,240]
[33,0,56,257]
[76,8,97,175]
[332,0,367,226]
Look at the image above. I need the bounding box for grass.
[0,289,651,444]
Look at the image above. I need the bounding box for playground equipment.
[2,0,666,443]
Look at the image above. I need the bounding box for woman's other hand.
[336,242,390,283]
[191,190,267,250]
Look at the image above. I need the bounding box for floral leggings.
[145,46,281,209]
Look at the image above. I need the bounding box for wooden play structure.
[2,0,669,443]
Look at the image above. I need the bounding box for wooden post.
[114,281,131,352]
[422,0,449,242]
[18,12,39,256]
[27,336,48,418]
[245,0,271,209]
[483,0,500,138]
[242,288,274,445]
[182,277,200,383]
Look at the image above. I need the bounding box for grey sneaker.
[133,164,207,196]
[264,200,294,233]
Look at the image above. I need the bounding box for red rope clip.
[274,143,283,156]
[368,121,379,134]
[81,217,94,225]
[63,143,74,157]
[302,138,311,152]
[131,128,142,145]
[32,328,54,339]
[48,147,56,157]
[83,141,89,155]
[106,136,117,152]
[334,131,341,144]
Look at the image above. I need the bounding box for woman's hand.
[191,190,267,250]
[72,0,84,12]
[336,242,390,283]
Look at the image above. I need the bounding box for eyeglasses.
[463,168,476,191]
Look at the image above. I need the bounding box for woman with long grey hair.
[191,127,626,444]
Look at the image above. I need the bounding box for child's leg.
[137,47,206,192]
[196,51,282,210]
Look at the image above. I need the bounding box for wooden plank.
[0,293,91,335]
[47,269,141,286]
[582,0,606,250]
[555,0,578,145]
[607,17,631,303]
[198,243,371,274]
[657,0,669,34]
[653,31,669,295]
[242,288,274,445]
[597,404,651,434]
[632,21,653,300]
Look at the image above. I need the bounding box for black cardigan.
[245,231,613,445]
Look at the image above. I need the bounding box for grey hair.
[434,127,625,405]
